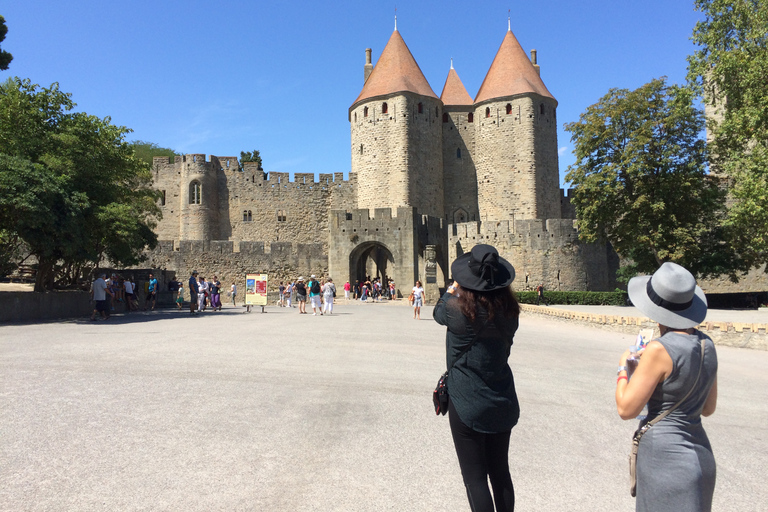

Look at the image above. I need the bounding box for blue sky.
[3,1,703,185]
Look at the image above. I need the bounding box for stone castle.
[145,25,618,301]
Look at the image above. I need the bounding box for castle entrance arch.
[349,241,395,286]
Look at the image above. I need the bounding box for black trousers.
[449,400,515,512]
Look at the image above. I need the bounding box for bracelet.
[617,375,628,384]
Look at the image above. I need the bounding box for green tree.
[130,140,179,166]
[239,149,263,169]
[0,78,160,291]
[687,0,768,272]
[0,15,12,71]
[564,77,727,279]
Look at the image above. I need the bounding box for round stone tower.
[349,29,444,218]
[178,154,220,241]
[473,28,560,222]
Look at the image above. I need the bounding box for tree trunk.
[34,259,54,292]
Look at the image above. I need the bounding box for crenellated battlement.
[156,239,325,257]
[449,218,580,251]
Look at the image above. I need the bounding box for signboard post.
[245,273,268,313]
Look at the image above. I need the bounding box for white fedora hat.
[627,262,707,329]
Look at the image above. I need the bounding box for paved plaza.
[2,301,766,511]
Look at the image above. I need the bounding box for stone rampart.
[449,218,618,292]
[140,240,329,294]
[521,305,768,350]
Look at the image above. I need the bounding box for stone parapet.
[521,304,768,350]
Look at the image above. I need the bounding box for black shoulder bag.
[433,321,487,416]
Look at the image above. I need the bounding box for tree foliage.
[687,0,768,271]
[130,140,179,166]
[0,15,12,71]
[0,78,160,291]
[239,149,263,169]
[564,77,728,279]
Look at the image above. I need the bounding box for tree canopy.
[0,78,160,291]
[130,140,179,166]
[564,78,728,280]
[239,150,263,169]
[687,0,768,272]
[0,15,12,71]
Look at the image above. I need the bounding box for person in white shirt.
[198,277,209,312]
[90,273,114,321]
[412,280,425,320]
[322,278,336,315]
[124,277,137,311]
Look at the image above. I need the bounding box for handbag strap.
[634,333,706,441]
[446,320,489,373]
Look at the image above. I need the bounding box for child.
[176,283,184,309]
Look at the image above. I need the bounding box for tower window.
[382,102,388,114]
[468,112,474,123]
[364,106,368,117]
[189,181,201,204]
[435,107,438,117]
[442,113,449,123]
[243,210,252,222]
[506,103,512,115]
[418,102,423,114]
[360,144,363,154]
[277,210,286,222]
[485,107,490,118]
[540,103,545,115]
[160,190,166,206]
[456,148,462,159]
[354,112,357,122]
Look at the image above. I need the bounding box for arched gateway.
[349,241,394,286]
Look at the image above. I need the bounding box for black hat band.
[646,279,693,312]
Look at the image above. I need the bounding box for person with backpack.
[295,277,307,314]
[308,274,323,315]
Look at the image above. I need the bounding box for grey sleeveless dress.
[636,330,718,512]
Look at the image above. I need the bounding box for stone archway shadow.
[349,241,395,286]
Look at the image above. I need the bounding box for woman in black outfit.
[434,244,520,512]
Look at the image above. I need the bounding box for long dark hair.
[456,285,520,324]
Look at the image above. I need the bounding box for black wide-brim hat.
[451,244,515,292]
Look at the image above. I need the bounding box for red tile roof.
[474,30,556,104]
[440,67,473,106]
[351,30,438,108]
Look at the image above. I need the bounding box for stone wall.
[350,93,444,217]
[0,291,92,323]
[449,218,619,292]
[473,95,560,221]
[140,240,329,295]
[152,156,357,250]
[442,106,478,223]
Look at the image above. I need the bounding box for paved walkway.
[2,302,766,511]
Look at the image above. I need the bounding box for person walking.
[389,280,396,300]
[615,262,718,511]
[433,244,520,512]
[189,271,199,314]
[411,280,425,319]
[344,281,351,301]
[278,282,286,307]
[535,283,549,306]
[90,273,114,321]
[285,281,294,308]
[210,276,222,311]
[143,273,158,311]
[124,277,137,312]
[230,281,237,307]
[197,277,208,312]
[322,278,336,315]
[295,277,307,314]
[176,282,184,310]
[308,274,322,315]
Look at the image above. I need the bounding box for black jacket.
[433,292,520,433]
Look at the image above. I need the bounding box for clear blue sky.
[3,1,703,185]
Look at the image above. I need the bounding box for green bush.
[516,290,627,306]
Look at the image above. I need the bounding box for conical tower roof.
[440,64,473,106]
[351,30,438,108]
[475,29,556,104]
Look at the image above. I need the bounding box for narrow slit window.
[456,148,462,159]
[506,103,512,115]
[382,102,388,114]
[418,102,423,114]
[442,113,449,123]
[468,112,474,123]
[485,107,490,118]
[189,181,201,204]
[364,106,368,117]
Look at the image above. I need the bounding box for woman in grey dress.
[615,262,718,511]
